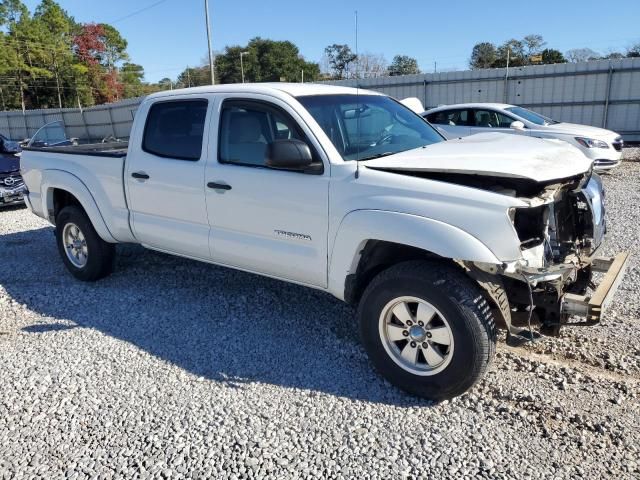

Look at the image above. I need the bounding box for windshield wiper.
[358,151,395,161]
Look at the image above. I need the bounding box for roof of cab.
[145,82,384,100]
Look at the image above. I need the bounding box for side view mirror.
[266,139,313,170]
[510,120,525,131]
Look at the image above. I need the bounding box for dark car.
[0,133,26,207]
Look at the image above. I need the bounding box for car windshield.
[505,106,559,126]
[297,94,444,161]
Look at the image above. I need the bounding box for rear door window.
[143,99,208,160]
[427,109,470,126]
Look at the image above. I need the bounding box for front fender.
[327,210,502,300]
[40,169,117,243]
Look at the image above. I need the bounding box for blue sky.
[24,0,640,82]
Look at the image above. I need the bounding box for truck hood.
[0,154,20,174]
[364,133,592,182]
[537,122,619,139]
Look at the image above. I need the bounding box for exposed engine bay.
[406,168,626,338]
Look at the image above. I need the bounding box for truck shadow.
[0,224,429,407]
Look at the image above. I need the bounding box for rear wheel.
[358,260,496,400]
[55,206,115,281]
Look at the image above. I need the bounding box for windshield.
[505,106,559,126]
[297,94,444,161]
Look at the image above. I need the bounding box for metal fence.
[0,58,638,142]
[0,96,143,143]
[327,57,640,142]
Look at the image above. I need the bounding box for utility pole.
[301,69,304,83]
[240,51,248,83]
[205,0,215,85]
[504,46,511,103]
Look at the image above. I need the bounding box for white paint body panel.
[21,84,595,302]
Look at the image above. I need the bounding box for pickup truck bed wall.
[22,141,129,158]
[23,147,135,243]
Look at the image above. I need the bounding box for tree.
[388,55,420,76]
[355,52,387,78]
[540,48,566,64]
[120,62,145,97]
[627,43,640,58]
[470,42,497,69]
[493,39,526,67]
[566,48,600,63]
[523,34,546,58]
[0,0,144,110]
[175,66,210,88]
[213,37,319,84]
[324,44,357,79]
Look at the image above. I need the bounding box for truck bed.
[21,143,135,243]
[22,141,128,158]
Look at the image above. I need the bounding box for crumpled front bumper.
[0,183,27,206]
[561,252,631,324]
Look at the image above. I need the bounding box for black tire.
[358,260,496,400]
[55,205,115,281]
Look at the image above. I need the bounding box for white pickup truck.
[21,84,629,400]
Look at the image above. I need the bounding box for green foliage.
[387,55,420,76]
[471,35,566,69]
[324,44,357,79]
[175,37,320,86]
[541,48,566,64]
[0,0,144,111]
[469,42,497,69]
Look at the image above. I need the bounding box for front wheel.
[358,260,496,400]
[55,205,115,281]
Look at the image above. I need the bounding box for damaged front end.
[474,170,629,336]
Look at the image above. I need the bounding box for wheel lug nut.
[406,320,413,326]
[402,331,409,337]
[418,321,424,326]
[410,341,416,348]
[422,342,428,348]
[426,332,432,338]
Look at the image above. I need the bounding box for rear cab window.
[142,99,208,160]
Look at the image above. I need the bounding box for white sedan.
[423,103,623,170]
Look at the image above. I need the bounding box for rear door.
[204,94,329,287]
[425,109,472,137]
[125,96,212,259]
[470,108,521,136]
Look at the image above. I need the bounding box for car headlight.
[575,137,609,149]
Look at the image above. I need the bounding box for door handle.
[207,182,232,191]
[132,171,150,180]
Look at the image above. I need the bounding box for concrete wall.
[0,96,142,142]
[326,58,640,142]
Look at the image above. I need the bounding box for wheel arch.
[41,170,116,243]
[328,210,502,303]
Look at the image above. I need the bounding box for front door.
[205,96,329,287]
[470,109,522,136]
[125,96,211,259]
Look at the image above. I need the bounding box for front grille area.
[0,172,24,189]
[612,137,624,152]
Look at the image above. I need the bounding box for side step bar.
[562,252,631,325]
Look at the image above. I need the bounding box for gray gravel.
[1,150,639,479]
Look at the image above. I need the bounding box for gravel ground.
[1,150,639,479]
